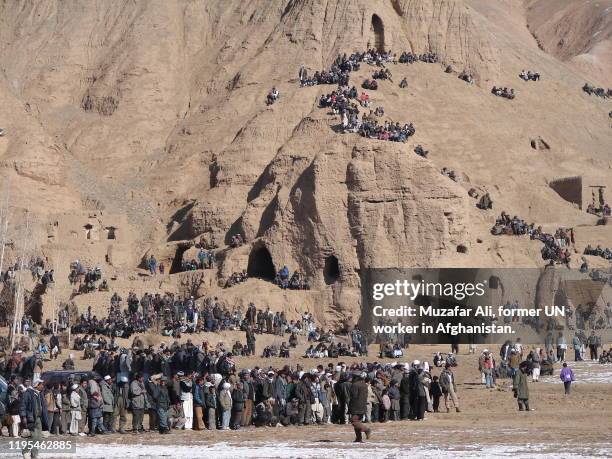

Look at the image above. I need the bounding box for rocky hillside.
[0,0,610,326]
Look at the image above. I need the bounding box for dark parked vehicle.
[40,370,101,388]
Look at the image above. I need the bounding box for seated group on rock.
[584,244,612,261]
[586,202,611,217]
[398,51,438,64]
[519,70,540,81]
[491,86,515,99]
[360,118,416,142]
[274,266,310,290]
[299,50,393,88]
[266,87,279,105]
[225,270,248,288]
[362,79,379,90]
[303,341,360,358]
[319,87,359,114]
[599,349,612,364]
[582,83,612,99]
[441,167,457,181]
[490,212,532,236]
[539,227,573,266]
[372,68,392,81]
[458,71,474,85]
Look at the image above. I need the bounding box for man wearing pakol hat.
[130,373,147,433]
[113,375,130,433]
[19,377,49,458]
[100,375,115,432]
[150,376,171,434]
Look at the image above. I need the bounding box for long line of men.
[2,346,461,438]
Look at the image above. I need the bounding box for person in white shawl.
[219,382,233,430]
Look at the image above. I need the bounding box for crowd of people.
[306,51,417,144]
[490,212,576,265]
[0,341,462,445]
[67,293,321,342]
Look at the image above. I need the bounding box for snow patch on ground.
[541,361,612,384]
[41,440,611,458]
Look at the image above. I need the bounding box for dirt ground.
[17,332,612,458]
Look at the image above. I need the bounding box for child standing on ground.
[559,362,576,395]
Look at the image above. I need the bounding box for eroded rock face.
[0,1,611,327]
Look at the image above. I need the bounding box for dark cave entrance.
[170,245,189,274]
[247,245,276,281]
[372,14,385,52]
[323,255,340,285]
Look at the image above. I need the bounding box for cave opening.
[170,245,188,274]
[371,14,385,52]
[247,245,276,281]
[323,255,340,285]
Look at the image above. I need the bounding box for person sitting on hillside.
[279,342,290,358]
[414,145,428,158]
[458,71,474,85]
[275,266,290,289]
[266,87,279,105]
[441,167,457,181]
[399,77,408,88]
[98,279,109,292]
[476,192,493,210]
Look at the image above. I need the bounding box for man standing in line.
[150,376,171,434]
[100,375,115,433]
[130,373,146,433]
[19,377,49,459]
